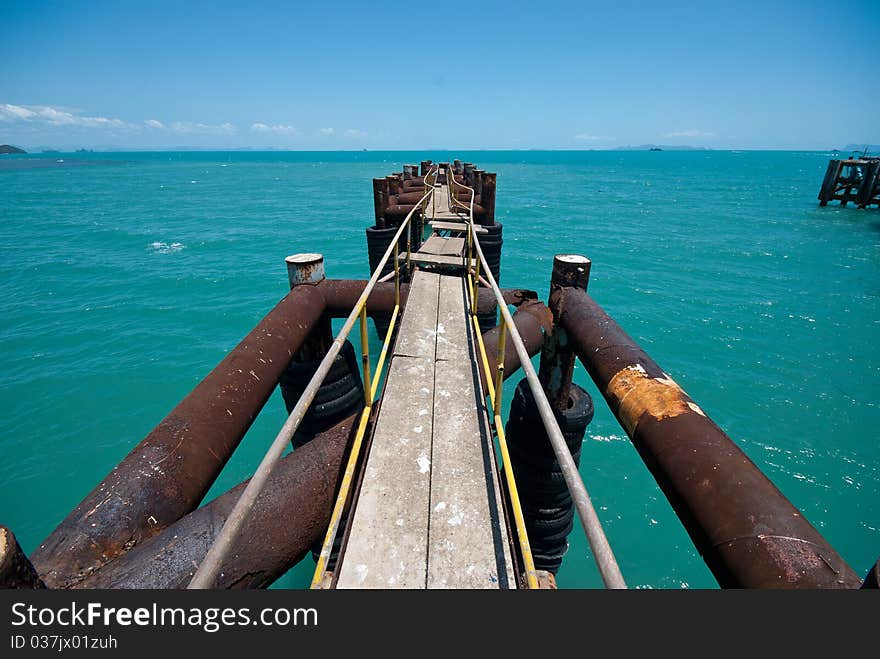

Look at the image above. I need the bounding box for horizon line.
[2,146,872,154]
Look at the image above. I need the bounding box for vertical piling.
[818,160,842,206]
[285,254,332,361]
[386,174,401,198]
[481,172,497,225]
[473,169,484,198]
[538,255,591,411]
[503,255,595,575]
[464,163,476,187]
[372,178,388,228]
[280,255,364,449]
[857,161,880,209]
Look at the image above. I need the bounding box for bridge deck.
[423,183,463,221]
[335,267,516,589]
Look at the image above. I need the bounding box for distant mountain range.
[614,144,710,151]
[841,144,880,153]
[0,144,27,154]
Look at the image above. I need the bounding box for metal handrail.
[188,176,435,589]
[457,172,627,589]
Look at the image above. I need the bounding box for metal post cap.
[551,254,591,290]
[286,253,325,287]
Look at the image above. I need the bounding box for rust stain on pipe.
[75,415,356,589]
[559,287,861,589]
[31,285,327,589]
[607,365,705,435]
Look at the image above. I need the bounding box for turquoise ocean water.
[1,150,877,588]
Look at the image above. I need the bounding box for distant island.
[615,144,709,151]
[0,144,27,154]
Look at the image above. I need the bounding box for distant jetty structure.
[818,156,880,208]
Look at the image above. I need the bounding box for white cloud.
[319,127,335,136]
[171,121,237,135]
[0,104,37,121]
[344,128,366,137]
[0,103,129,128]
[144,119,165,129]
[575,133,615,141]
[251,122,298,135]
[664,128,715,138]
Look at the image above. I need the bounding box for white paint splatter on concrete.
[417,454,431,473]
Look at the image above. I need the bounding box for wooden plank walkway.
[397,252,476,269]
[421,235,465,256]
[430,220,487,234]
[335,269,515,589]
[424,183,464,221]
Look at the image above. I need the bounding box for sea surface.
[1,150,877,589]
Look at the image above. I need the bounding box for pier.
[9,161,874,591]
[818,156,880,208]
[314,174,577,589]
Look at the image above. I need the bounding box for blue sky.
[1,0,877,150]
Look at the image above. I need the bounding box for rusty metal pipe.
[31,285,327,589]
[558,288,861,588]
[478,298,552,396]
[75,414,356,589]
[1,527,46,589]
[318,279,409,317]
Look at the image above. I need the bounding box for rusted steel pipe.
[1,527,46,589]
[558,288,861,588]
[75,414,356,589]
[31,284,327,589]
[478,298,552,396]
[318,279,409,318]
